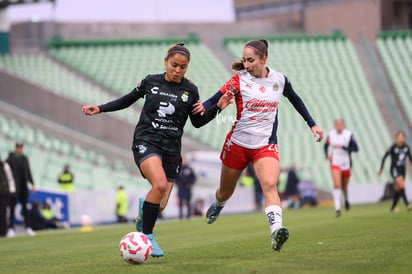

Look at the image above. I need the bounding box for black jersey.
[99,73,219,154]
[380,143,412,172]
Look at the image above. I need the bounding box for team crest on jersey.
[259,86,266,93]
[181,91,189,102]
[273,83,279,91]
[229,86,239,94]
[137,145,147,154]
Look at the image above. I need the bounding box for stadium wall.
[305,0,381,43]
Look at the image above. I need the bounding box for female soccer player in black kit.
[82,43,233,257]
[378,131,412,212]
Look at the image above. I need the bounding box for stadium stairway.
[376,30,412,138]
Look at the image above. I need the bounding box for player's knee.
[261,179,278,193]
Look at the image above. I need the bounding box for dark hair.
[395,130,405,138]
[232,39,269,71]
[166,43,190,61]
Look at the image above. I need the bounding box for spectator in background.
[284,165,300,209]
[57,164,74,192]
[176,157,196,219]
[6,141,36,237]
[0,156,16,237]
[27,200,58,231]
[115,186,128,223]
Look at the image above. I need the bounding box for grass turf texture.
[1,201,411,274]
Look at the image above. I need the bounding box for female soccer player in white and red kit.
[193,39,323,252]
[324,119,359,217]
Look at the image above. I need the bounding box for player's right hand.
[82,105,100,116]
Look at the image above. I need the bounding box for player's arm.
[283,76,323,142]
[324,136,330,159]
[342,134,359,153]
[407,145,412,163]
[378,149,390,175]
[190,91,234,128]
[82,81,145,115]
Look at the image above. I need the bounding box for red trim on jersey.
[220,74,243,138]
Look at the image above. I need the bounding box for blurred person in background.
[82,43,233,257]
[6,141,36,236]
[27,200,58,231]
[324,119,359,217]
[115,186,128,223]
[378,131,412,212]
[57,164,74,192]
[175,156,196,219]
[193,39,324,252]
[0,155,15,237]
[284,165,300,209]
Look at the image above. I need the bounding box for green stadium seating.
[0,113,147,191]
[376,32,412,125]
[48,38,235,150]
[0,54,138,124]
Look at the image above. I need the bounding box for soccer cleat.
[391,207,399,213]
[135,197,145,232]
[271,227,289,251]
[26,227,36,236]
[407,205,412,211]
[6,228,16,238]
[206,202,224,224]
[146,234,164,257]
[336,210,341,217]
[345,200,350,211]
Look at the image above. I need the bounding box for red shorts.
[220,137,279,170]
[331,165,351,179]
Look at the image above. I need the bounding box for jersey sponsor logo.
[248,117,269,122]
[259,86,266,93]
[152,122,160,129]
[151,86,159,94]
[157,102,176,117]
[181,91,189,102]
[273,83,279,91]
[245,83,252,89]
[245,98,278,112]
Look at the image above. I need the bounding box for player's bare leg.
[138,156,168,257]
[331,168,342,217]
[254,157,288,251]
[206,164,242,224]
[341,177,350,211]
[392,176,410,211]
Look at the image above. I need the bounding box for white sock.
[216,199,226,207]
[333,189,342,211]
[265,205,282,234]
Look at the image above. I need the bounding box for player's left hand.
[217,91,234,110]
[311,126,324,142]
[192,101,206,116]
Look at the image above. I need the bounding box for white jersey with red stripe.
[327,129,354,170]
[219,68,285,149]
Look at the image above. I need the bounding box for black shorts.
[132,142,182,182]
[391,166,405,179]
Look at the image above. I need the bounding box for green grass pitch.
[1,201,411,274]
